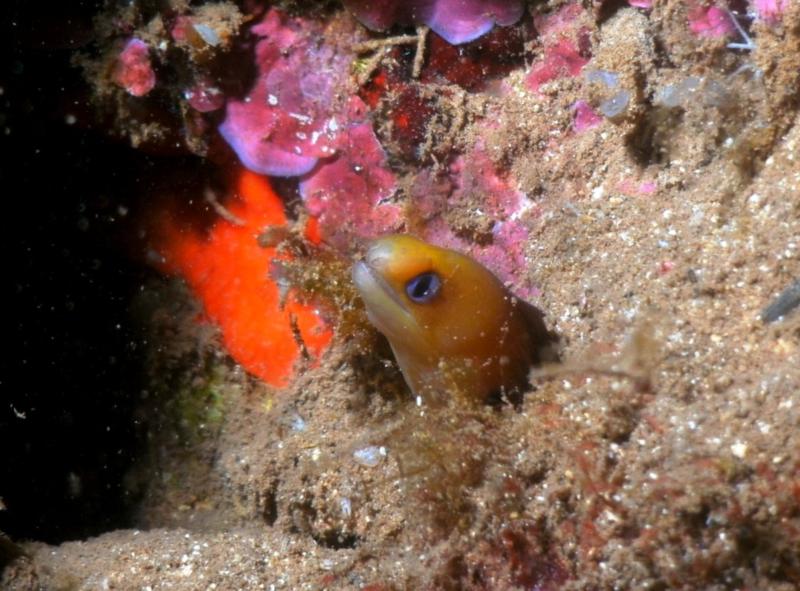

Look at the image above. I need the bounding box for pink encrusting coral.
[687,4,735,38]
[113,38,156,97]
[299,98,402,250]
[342,0,524,45]
[526,3,591,93]
[218,9,352,177]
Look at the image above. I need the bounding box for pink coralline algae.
[218,9,351,177]
[298,98,401,250]
[687,4,735,38]
[113,39,156,97]
[184,78,224,113]
[342,0,524,45]
[617,179,657,197]
[753,0,789,23]
[526,3,591,93]
[414,146,540,298]
[572,100,603,133]
[219,9,400,248]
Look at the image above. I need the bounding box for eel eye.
[405,272,441,303]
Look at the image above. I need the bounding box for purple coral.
[218,9,350,177]
[342,0,524,45]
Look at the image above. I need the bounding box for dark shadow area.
[1,0,165,545]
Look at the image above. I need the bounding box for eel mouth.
[352,260,419,342]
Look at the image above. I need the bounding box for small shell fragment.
[353,445,387,467]
[761,279,800,323]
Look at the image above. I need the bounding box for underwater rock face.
[342,0,524,44]
[10,0,800,589]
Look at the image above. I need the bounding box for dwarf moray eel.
[352,235,554,404]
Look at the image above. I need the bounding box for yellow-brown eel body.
[353,235,552,403]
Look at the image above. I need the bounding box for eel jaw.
[352,260,423,347]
